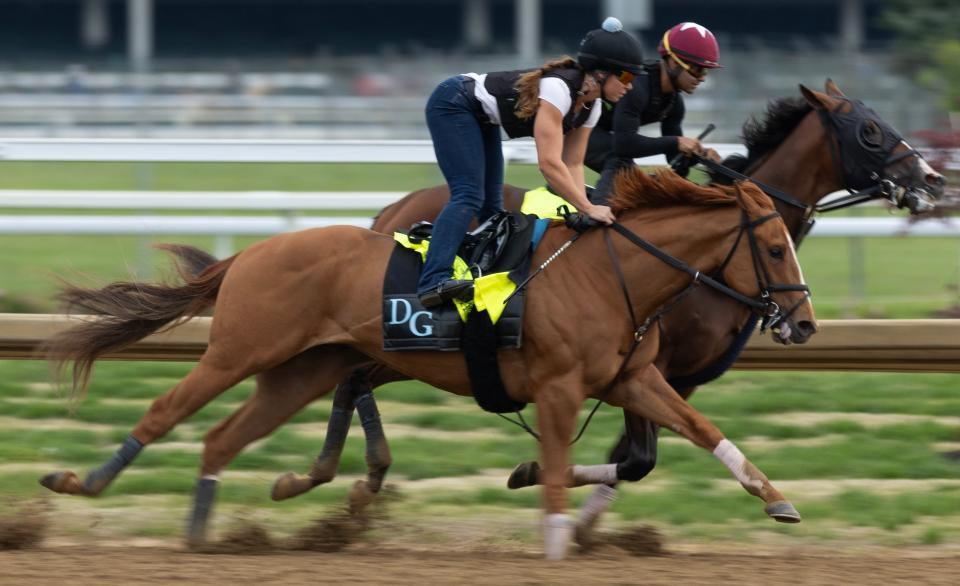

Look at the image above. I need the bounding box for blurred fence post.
[515,0,541,64]
[845,206,867,316]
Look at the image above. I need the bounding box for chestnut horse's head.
[719,181,817,344]
[801,80,945,213]
[609,170,817,344]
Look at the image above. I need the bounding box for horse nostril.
[796,320,817,337]
[925,173,945,188]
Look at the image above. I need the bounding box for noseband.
[713,210,811,333]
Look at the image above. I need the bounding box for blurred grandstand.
[0,0,947,141]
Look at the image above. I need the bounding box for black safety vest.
[641,60,677,123]
[596,60,678,132]
[482,67,592,139]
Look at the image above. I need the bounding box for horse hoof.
[507,461,540,489]
[765,501,802,523]
[573,521,598,552]
[348,480,377,516]
[271,472,315,501]
[39,471,84,495]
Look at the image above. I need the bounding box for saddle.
[381,211,544,413]
[411,211,534,279]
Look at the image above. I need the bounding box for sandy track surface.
[2,546,960,586]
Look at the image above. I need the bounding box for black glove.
[563,211,600,233]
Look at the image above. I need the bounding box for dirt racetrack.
[2,545,960,585]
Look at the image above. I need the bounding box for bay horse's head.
[802,80,945,212]
[717,180,817,345]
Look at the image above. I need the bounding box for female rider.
[418,17,644,308]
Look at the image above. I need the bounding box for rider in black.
[586,22,724,204]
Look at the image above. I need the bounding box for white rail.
[0,137,746,165]
[0,215,955,238]
[0,189,406,210]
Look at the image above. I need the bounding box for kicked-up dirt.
[1,544,960,585]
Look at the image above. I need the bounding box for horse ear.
[799,84,831,110]
[824,79,845,97]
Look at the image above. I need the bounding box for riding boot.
[419,279,474,308]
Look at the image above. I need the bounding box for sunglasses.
[672,57,707,78]
[613,70,635,84]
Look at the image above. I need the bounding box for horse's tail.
[44,244,235,398]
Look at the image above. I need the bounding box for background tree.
[881,0,960,111]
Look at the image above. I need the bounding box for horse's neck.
[588,207,739,319]
[748,112,845,235]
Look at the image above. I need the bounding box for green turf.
[1,162,956,316]
[1,161,959,546]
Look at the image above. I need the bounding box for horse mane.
[708,96,813,185]
[609,168,772,215]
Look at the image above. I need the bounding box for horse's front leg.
[535,379,581,560]
[609,367,800,523]
[272,371,362,501]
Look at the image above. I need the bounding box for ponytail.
[513,56,580,120]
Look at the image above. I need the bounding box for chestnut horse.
[42,171,814,559]
[302,81,946,546]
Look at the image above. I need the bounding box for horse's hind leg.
[608,367,801,524]
[40,351,255,497]
[187,345,367,546]
[273,364,405,516]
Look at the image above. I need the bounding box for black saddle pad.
[381,214,536,413]
[380,244,525,352]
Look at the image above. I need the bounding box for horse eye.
[860,121,883,147]
[769,246,784,260]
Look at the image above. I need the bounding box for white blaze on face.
[781,226,809,341]
[784,228,807,296]
[901,140,938,179]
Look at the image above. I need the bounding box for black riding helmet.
[577,17,644,74]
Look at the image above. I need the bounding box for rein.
[561,204,808,445]
[692,97,929,227]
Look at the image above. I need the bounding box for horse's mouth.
[899,188,938,215]
[771,320,815,345]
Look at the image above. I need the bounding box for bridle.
[501,198,809,443]
[605,204,809,339]
[545,200,808,446]
[691,96,933,244]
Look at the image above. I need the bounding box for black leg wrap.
[613,416,659,483]
[355,391,390,493]
[355,392,384,443]
[83,435,143,494]
[319,406,353,458]
[309,404,354,485]
[187,477,219,544]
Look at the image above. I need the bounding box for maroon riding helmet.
[658,22,723,70]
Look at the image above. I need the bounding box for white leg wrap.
[713,439,761,491]
[543,514,572,560]
[571,463,618,486]
[578,484,617,525]
[201,474,220,482]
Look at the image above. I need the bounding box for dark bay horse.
[42,171,815,559]
[299,81,947,545]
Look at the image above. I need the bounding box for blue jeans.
[417,75,504,295]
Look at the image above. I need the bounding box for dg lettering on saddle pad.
[380,212,538,352]
[380,242,524,351]
[382,288,463,350]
